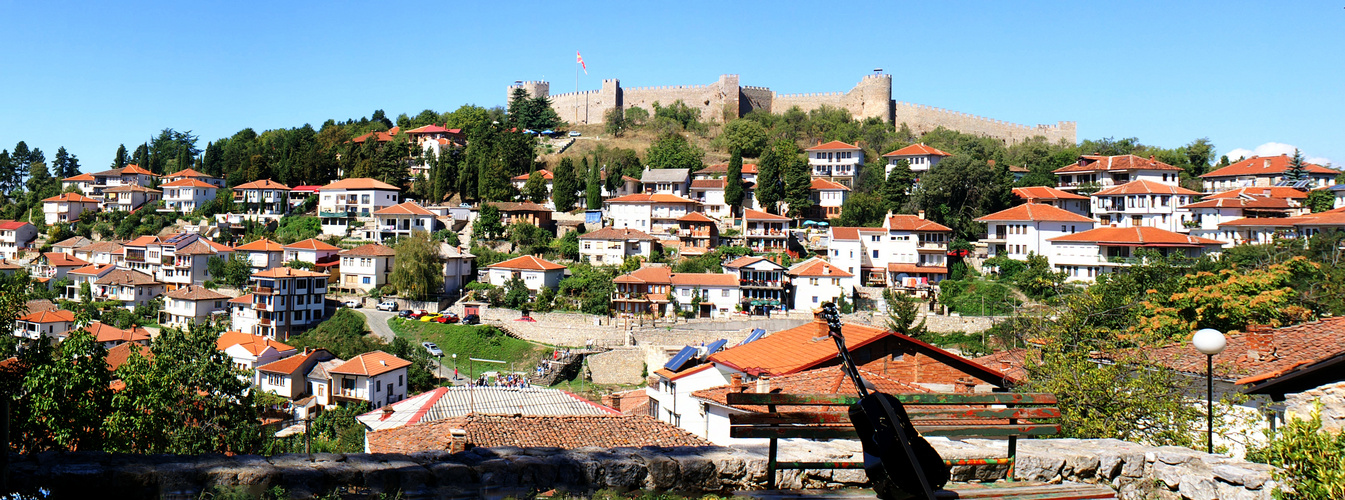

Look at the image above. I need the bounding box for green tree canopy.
[552,157,578,212]
[389,230,446,301]
[724,150,746,217]
[718,119,768,158]
[523,170,548,203]
[645,132,704,171]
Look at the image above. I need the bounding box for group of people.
[472,373,532,388]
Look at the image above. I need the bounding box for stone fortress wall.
[508,74,1076,145]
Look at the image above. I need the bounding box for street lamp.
[451,353,458,381]
[1192,328,1227,454]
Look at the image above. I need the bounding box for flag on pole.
[576,51,587,75]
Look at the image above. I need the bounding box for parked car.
[440,313,460,323]
[397,310,413,318]
[419,313,442,322]
[421,342,443,357]
[376,301,398,311]
[343,300,361,309]
[432,316,451,323]
[408,310,428,319]
[568,131,582,137]
[462,314,480,325]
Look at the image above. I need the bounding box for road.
[357,307,466,384]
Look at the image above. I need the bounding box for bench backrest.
[726,392,1061,439]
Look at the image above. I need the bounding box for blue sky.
[2,1,1341,172]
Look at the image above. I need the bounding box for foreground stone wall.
[8,439,1277,499]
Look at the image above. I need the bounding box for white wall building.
[232,179,291,216]
[42,192,100,225]
[160,285,232,330]
[881,143,951,175]
[669,273,740,318]
[1090,179,1198,232]
[976,203,1096,259]
[372,202,437,243]
[248,267,329,341]
[1200,154,1339,193]
[329,351,411,409]
[828,214,952,287]
[787,257,857,310]
[604,194,701,237]
[318,178,401,236]
[1053,154,1184,193]
[805,140,863,188]
[0,221,37,261]
[102,184,162,212]
[160,178,217,214]
[337,243,395,293]
[1046,226,1224,282]
[485,255,565,294]
[578,227,655,266]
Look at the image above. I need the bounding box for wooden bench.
[726,392,1116,500]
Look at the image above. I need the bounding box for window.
[871,250,879,258]
[399,375,403,387]
[362,277,370,285]
[376,380,382,392]
[810,278,818,285]
[721,289,729,297]
[812,296,819,303]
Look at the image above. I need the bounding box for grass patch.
[387,318,549,379]
[548,378,645,402]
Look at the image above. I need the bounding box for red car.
[408,310,429,320]
[440,313,460,323]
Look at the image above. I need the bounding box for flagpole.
[575,60,580,124]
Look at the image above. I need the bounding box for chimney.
[1264,159,1272,169]
[756,376,771,393]
[917,210,926,220]
[1245,324,1275,362]
[730,373,745,392]
[380,406,395,420]
[823,265,831,275]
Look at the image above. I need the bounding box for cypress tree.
[725,149,745,217]
[553,157,578,212]
[53,147,71,179]
[882,159,914,213]
[781,142,813,218]
[112,144,128,169]
[755,141,784,214]
[523,170,548,203]
[585,157,602,209]
[0,150,13,194]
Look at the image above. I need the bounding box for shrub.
[1248,403,1345,499]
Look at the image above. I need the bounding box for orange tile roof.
[251,267,329,278]
[94,268,159,286]
[604,193,699,204]
[887,263,948,275]
[486,255,565,271]
[829,226,886,241]
[42,192,99,203]
[256,348,330,374]
[1217,217,1297,228]
[708,321,892,376]
[165,285,231,301]
[669,273,738,287]
[41,252,88,267]
[79,241,125,254]
[975,203,1096,223]
[690,179,726,189]
[125,235,161,247]
[19,309,74,323]
[809,178,850,191]
[229,293,255,304]
[789,258,854,278]
[177,240,223,256]
[1206,186,1310,200]
[677,212,716,223]
[119,165,158,176]
[216,331,295,356]
[1201,155,1338,178]
[165,168,214,179]
[366,414,708,453]
[104,184,161,193]
[234,238,284,252]
[232,179,291,190]
[62,173,95,182]
[613,266,673,284]
[805,140,860,151]
[1012,186,1089,201]
[578,227,655,241]
[887,215,951,232]
[723,256,785,269]
[697,163,759,175]
[373,201,435,216]
[1092,179,1200,196]
[339,243,396,257]
[511,169,555,181]
[284,238,342,251]
[1046,226,1224,246]
[1181,198,1295,210]
[693,365,931,410]
[322,178,400,191]
[82,321,151,345]
[405,124,453,134]
[160,178,217,188]
[1144,320,1345,382]
[68,263,115,276]
[1053,154,1182,173]
[330,350,412,376]
[882,143,951,157]
[106,342,151,371]
[743,208,790,221]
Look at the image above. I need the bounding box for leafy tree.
[1307,189,1335,213]
[206,253,252,288]
[912,155,1013,240]
[779,141,812,217]
[755,139,786,213]
[1135,257,1318,340]
[1014,253,1069,300]
[504,274,531,309]
[651,100,705,134]
[725,150,746,217]
[522,170,548,203]
[623,106,650,127]
[389,230,445,301]
[533,285,556,312]
[585,156,602,209]
[836,192,886,227]
[509,222,552,255]
[1286,149,1309,182]
[26,161,56,199]
[883,289,926,337]
[604,107,626,137]
[882,159,914,213]
[1248,404,1345,499]
[645,132,704,171]
[284,309,380,360]
[552,157,578,212]
[555,230,580,260]
[15,329,111,452]
[52,146,80,179]
[1182,138,1216,177]
[273,216,320,244]
[719,119,768,157]
[474,203,504,241]
[555,263,616,314]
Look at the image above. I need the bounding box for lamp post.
[451,353,458,382]
[1192,328,1227,454]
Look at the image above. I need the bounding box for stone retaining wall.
[587,348,646,385]
[8,439,1277,499]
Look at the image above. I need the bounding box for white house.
[741,209,791,254]
[578,227,656,266]
[440,244,476,298]
[485,255,566,294]
[32,252,90,281]
[372,202,437,243]
[694,162,759,184]
[73,241,124,266]
[1053,154,1184,193]
[234,238,286,274]
[307,356,347,407]
[647,362,732,436]
[1180,197,1300,246]
[976,203,1096,259]
[101,184,162,212]
[216,330,297,381]
[1200,154,1339,193]
[64,263,115,301]
[155,234,234,290]
[247,267,329,341]
[89,164,159,193]
[604,193,701,237]
[511,169,555,201]
[229,294,259,334]
[328,351,411,409]
[1012,186,1091,218]
[283,238,342,267]
[42,192,100,224]
[61,173,97,195]
[688,179,730,219]
[0,221,37,260]
[1090,179,1199,232]
[805,140,863,188]
[93,268,164,308]
[882,143,951,175]
[159,178,217,214]
[1046,226,1224,282]
[232,179,291,216]
[255,348,338,401]
[787,257,856,310]
[669,273,740,318]
[807,178,849,220]
[337,243,396,293]
[723,256,788,312]
[828,214,952,288]
[318,177,401,236]
[160,285,232,330]
[13,309,75,343]
[164,168,226,188]
[640,168,692,197]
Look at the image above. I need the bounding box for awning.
[887,263,949,275]
[748,300,781,306]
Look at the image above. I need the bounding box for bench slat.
[730,407,1060,425]
[726,392,1058,406]
[730,424,1060,439]
[774,457,1015,470]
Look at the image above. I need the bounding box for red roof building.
[1200,154,1339,193]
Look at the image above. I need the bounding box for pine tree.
[1286,149,1309,182]
[781,142,813,218]
[27,161,53,196]
[0,150,12,195]
[755,140,785,214]
[882,159,914,213]
[585,157,602,209]
[52,147,70,180]
[131,143,149,169]
[553,157,578,212]
[725,150,745,217]
[112,144,128,170]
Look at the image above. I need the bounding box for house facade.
[232,179,292,216]
[882,143,951,176]
[579,227,655,266]
[1053,154,1184,192]
[102,184,162,212]
[787,257,857,310]
[372,202,437,243]
[318,178,401,236]
[248,267,329,341]
[722,256,788,312]
[1046,226,1225,282]
[329,351,412,409]
[337,243,395,293]
[807,178,850,220]
[1090,179,1198,232]
[93,268,164,308]
[604,194,700,237]
[1200,155,1339,193]
[159,178,217,214]
[805,141,862,188]
[976,204,1097,259]
[485,255,565,294]
[741,209,790,253]
[42,192,100,224]
[160,285,232,329]
[0,221,37,260]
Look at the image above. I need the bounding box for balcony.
[917,241,947,252]
[739,279,782,288]
[254,302,271,312]
[254,286,274,295]
[258,317,272,326]
[319,210,349,218]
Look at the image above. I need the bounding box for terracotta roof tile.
[103,184,161,193]
[1181,197,1295,210]
[882,143,951,157]
[62,173,95,182]
[339,243,396,257]
[41,252,88,267]
[743,208,790,221]
[42,192,99,203]
[805,140,860,151]
[511,169,555,181]
[677,212,716,223]
[257,348,331,375]
[613,266,673,285]
[810,178,850,191]
[1092,179,1200,196]
[68,263,116,276]
[216,331,295,356]
[79,321,151,345]
[669,272,738,287]
[1206,187,1310,200]
[690,179,726,189]
[93,268,159,286]
[234,238,284,252]
[165,285,231,301]
[373,201,435,216]
[887,263,949,275]
[165,168,215,179]
[975,203,1096,223]
[697,163,759,175]
[233,179,292,190]
[578,227,655,241]
[1012,186,1089,201]
[106,342,152,371]
[708,321,892,376]
[160,178,217,188]
[321,178,399,191]
[330,350,412,376]
[366,414,709,453]
[1201,155,1338,178]
[125,235,161,247]
[486,255,565,271]
[79,241,125,254]
[788,257,854,278]
[19,309,74,323]
[1053,154,1182,173]
[118,165,157,176]
[828,227,886,241]
[1046,226,1223,246]
[887,215,951,232]
[604,194,699,204]
[251,267,328,278]
[284,238,342,251]
[52,236,92,249]
[1146,320,1345,382]
[693,365,931,411]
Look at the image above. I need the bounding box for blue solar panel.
[705,339,727,356]
[739,329,766,346]
[664,346,698,371]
